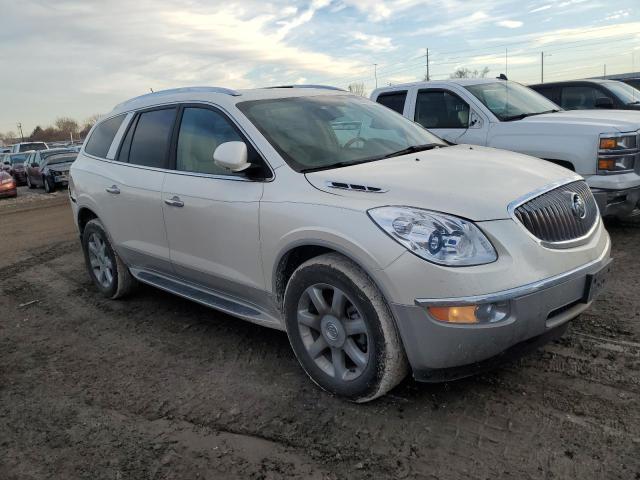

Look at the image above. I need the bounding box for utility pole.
[425,48,430,81]
[17,122,24,142]
[541,51,544,83]
[603,64,607,79]
[374,63,378,89]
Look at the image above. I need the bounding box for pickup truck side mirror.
[594,97,614,109]
[213,141,251,172]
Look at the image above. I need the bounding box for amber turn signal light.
[599,138,617,150]
[428,306,479,324]
[598,158,616,171]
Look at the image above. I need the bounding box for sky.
[1,0,639,135]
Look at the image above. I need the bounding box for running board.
[130,268,282,329]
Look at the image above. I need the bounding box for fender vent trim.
[326,181,388,193]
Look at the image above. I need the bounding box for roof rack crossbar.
[265,84,346,91]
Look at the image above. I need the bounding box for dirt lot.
[0,193,638,480]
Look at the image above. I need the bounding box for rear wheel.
[26,174,34,189]
[284,253,408,402]
[81,219,137,299]
[43,175,54,193]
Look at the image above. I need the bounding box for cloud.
[351,32,397,52]
[496,20,523,28]
[414,11,491,36]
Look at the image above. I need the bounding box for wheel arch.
[77,207,99,237]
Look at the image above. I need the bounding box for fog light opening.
[428,302,510,324]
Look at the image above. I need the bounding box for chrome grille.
[513,180,598,245]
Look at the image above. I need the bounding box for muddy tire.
[284,253,408,402]
[81,219,137,299]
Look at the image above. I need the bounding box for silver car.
[69,86,612,402]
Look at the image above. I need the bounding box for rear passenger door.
[161,104,266,302]
[414,89,487,145]
[88,108,176,274]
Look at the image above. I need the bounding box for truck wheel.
[81,219,137,299]
[284,253,408,402]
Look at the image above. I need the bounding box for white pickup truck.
[371,79,640,219]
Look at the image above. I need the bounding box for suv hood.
[520,109,640,132]
[305,145,579,221]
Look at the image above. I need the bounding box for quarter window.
[85,114,126,158]
[415,90,470,129]
[127,108,176,168]
[176,108,243,175]
[376,91,407,114]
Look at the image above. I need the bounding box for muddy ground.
[0,193,638,480]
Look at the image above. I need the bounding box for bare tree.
[347,82,367,97]
[54,117,79,138]
[450,67,490,79]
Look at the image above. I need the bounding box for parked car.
[372,79,640,220]
[530,79,640,111]
[25,148,77,192]
[3,153,28,185]
[69,86,612,402]
[0,153,9,171]
[10,141,48,153]
[0,170,17,198]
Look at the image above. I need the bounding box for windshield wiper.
[381,143,442,159]
[502,109,560,121]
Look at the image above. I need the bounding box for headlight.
[598,133,638,173]
[368,206,497,266]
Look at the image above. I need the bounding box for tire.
[283,253,408,402]
[26,175,35,189]
[43,175,54,193]
[81,218,137,299]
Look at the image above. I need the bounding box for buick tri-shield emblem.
[571,193,587,219]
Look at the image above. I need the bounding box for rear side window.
[18,142,47,152]
[560,86,600,110]
[532,86,560,105]
[415,90,470,129]
[375,91,407,114]
[85,115,125,158]
[126,108,177,168]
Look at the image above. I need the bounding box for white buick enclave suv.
[69,86,612,402]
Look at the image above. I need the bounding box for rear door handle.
[164,196,184,208]
[105,185,120,194]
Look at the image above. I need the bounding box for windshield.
[45,154,77,165]
[604,81,640,104]
[18,142,47,152]
[465,81,561,121]
[237,94,446,172]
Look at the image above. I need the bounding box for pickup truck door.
[412,88,488,145]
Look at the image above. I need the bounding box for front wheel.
[26,175,35,189]
[81,219,137,299]
[284,253,408,402]
[43,175,54,193]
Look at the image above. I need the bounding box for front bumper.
[389,240,611,379]
[591,186,640,219]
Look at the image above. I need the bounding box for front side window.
[237,95,446,172]
[415,90,470,129]
[376,91,407,114]
[603,81,640,105]
[176,107,243,175]
[127,108,176,168]
[85,114,125,158]
[560,86,602,109]
[465,81,560,121]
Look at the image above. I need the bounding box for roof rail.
[116,86,241,109]
[265,84,346,91]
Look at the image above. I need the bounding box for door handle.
[105,185,120,194]
[164,196,184,207]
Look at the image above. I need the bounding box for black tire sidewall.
[44,175,52,192]
[284,262,387,400]
[82,221,119,298]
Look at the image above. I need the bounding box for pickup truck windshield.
[604,81,640,104]
[238,94,446,172]
[465,81,561,121]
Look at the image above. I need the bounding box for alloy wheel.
[297,283,370,381]
[87,233,114,288]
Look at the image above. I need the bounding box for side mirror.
[595,97,614,109]
[213,141,251,172]
[32,163,39,168]
[3,161,9,166]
